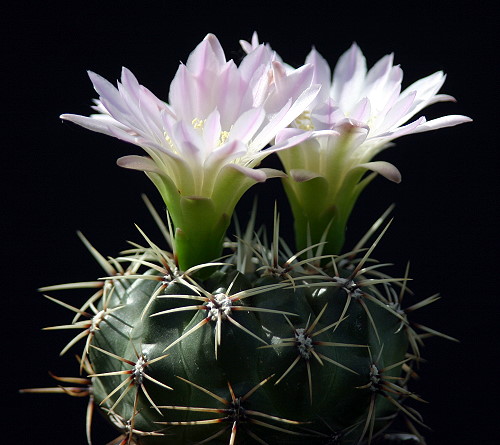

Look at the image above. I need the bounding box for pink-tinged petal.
[349,97,371,122]
[401,71,446,101]
[239,44,274,84]
[411,115,472,133]
[259,168,287,179]
[378,90,417,132]
[87,71,129,115]
[105,130,173,165]
[119,67,142,101]
[274,127,308,145]
[332,119,370,134]
[240,31,260,54]
[331,43,367,107]
[371,116,426,141]
[116,155,163,174]
[117,69,165,143]
[60,114,118,137]
[230,108,266,144]
[225,164,268,182]
[289,169,323,182]
[310,98,345,129]
[91,99,108,114]
[400,72,448,117]
[380,67,404,104]
[96,93,141,136]
[205,140,246,167]
[366,65,403,114]
[363,53,394,97]
[143,139,184,160]
[250,97,291,150]
[375,79,402,120]
[205,33,227,65]
[254,128,314,163]
[185,34,226,76]
[168,65,199,121]
[424,93,456,106]
[266,62,315,113]
[202,141,247,193]
[106,123,142,145]
[239,39,253,55]
[121,67,172,117]
[202,108,222,149]
[253,82,321,150]
[353,161,401,183]
[215,61,245,127]
[172,120,204,161]
[305,48,331,101]
[270,61,288,91]
[89,112,131,132]
[248,62,272,108]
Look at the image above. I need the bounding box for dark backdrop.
[3,1,497,444]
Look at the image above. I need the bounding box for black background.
[3,1,497,444]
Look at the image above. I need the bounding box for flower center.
[295,111,314,130]
[192,118,230,147]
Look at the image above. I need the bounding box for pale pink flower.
[293,43,472,181]
[241,34,471,182]
[241,34,471,253]
[61,34,320,201]
[61,33,323,268]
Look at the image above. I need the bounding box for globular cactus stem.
[22,202,455,445]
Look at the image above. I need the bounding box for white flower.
[293,42,472,181]
[62,34,319,200]
[241,34,471,183]
[241,34,471,253]
[61,33,320,269]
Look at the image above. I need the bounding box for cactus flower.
[241,35,471,253]
[61,34,320,270]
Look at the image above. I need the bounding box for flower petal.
[331,43,367,109]
[259,168,287,179]
[87,71,128,115]
[168,65,201,122]
[411,115,472,133]
[274,127,309,145]
[239,31,260,54]
[230,107,266,144]
[370,116,426,141]
[289,169,324,182]
[354,161,402,183]
[60,113,115,137]
[116,155,163,174]
[185,34,226,75]
[305,48,331,102]
[224,163,268,182]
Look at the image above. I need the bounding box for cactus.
[32,204,440,445]
[22,32,470,444]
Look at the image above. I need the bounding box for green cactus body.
[33,211,438,445]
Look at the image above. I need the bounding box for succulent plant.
[22,32,469,444]
[25,202,456,444]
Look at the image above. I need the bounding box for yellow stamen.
[295,111,314,130]
[218,131,230,146]
[191,118,204,129]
